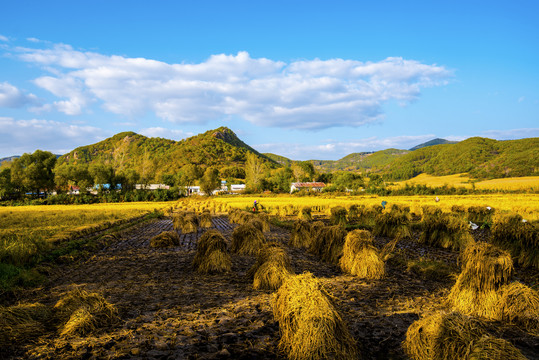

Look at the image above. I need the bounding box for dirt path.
[8,216,539,360]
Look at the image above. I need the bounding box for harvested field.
[3,213,538,360]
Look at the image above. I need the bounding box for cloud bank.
[0,117,106,156]
[15,43,452,130]
[0,82,38,108]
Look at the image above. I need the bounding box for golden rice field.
[392,173,539,191]
[206,194,539,221]
[0,202,171,244]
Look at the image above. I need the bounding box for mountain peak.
[409,138,457,151]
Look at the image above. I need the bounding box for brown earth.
[5,215,538,360]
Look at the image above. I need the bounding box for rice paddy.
[1,195,537,359]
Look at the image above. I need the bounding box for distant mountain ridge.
[409,138,458,151]
[2,130,538,181]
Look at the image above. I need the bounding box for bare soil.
[5,215,538,360]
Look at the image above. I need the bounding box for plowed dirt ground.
[5,215,538,360]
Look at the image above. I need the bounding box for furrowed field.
[1,194,538,359]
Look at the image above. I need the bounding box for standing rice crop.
[231,223,266,255]
[272,272,358,360]
[309,225,347,264]
[248,242,293,290]
[339,230,385,279]
[193,229,231,274]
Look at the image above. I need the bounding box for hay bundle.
[373,207,412,240]
[248,242,293,290]
[248,215,270,233]
[289,220,313,248]
[467,206,495,227]
[451,205,466,215]
[256,212,271,232]
[181,213,199,233]
[298,206,312,221]
[310,221,325,237]
[330,206,348,226]
[498,281,539,334]
[272,273,358,360]
[309,225,347,264]
[404,311,526,360]
[231,223,266,255]
[467,335,527,360]
[199,211,213,228]
[339,230,384,279]
[347,204,361,222]
[420,211,474,250]
[193,229,231,274]
[491,213,538,269]
[149,231,180,248]
[448,242,513,319]
[228,208,241,223]
[0,303,52,347]
[54,288,119,337]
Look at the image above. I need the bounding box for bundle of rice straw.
[193,229,231,274]
[339,230,384,279]
[231,223,266,255]
[298,206,312,221]
[247,216,270,233]
[403,311,525,360]
[497,281,539,334]
[310,221,325,237]
[448,242,513,319]
[330,206,348,227]
[272,273,358,360]
[248,242,293,290]
[289,220,314,248]
[373,207,412,240]
[54,288,119,337]
[199,211,213,228]
[420,211,474,250]
[309,225,347,264]
[347,204,360,222]
[256,212,271,232]
[491,213,538,269]
[181,213,199,233]
[149,230,180,248]
[0,303,52,347]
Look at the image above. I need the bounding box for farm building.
[290,182,326,193]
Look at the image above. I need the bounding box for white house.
[135,184,170,190]
[290,182,326,193]
[186,186,201,195]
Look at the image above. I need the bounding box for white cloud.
[0,35,8,42]
[138,127,193,140]
[16,43,452,129]
[0,82,38,108]
[481,128,539,139]
[26,37,41,43]
[0,117,106,156]
[255,133,436,160]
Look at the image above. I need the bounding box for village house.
[290,182,326,193]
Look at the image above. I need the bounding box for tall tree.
[245,153,266,192]
[11,150,57,196]
[200,167,221,196]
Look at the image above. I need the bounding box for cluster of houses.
[63,181,328,196]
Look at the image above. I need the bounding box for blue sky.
[1,1,537,160]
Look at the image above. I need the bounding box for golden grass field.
[206,194,539,221]
[393,173,539,191]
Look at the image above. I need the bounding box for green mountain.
[57,127,277,180]
[384,137,539,180]
[263,153,293,167]
[409,138,457,151]
[312,149,410,172]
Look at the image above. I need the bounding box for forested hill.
[312,149,410,172]
[409,138,457,151]
[383,137,539,180]
[57,127,277,179]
